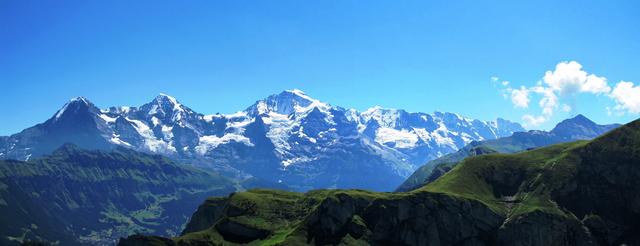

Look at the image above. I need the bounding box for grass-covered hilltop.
[119,118,640,245]
[396,114,620,192]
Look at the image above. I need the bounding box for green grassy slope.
[397,118,619,192]
[423,141,587,216]
[396,143,499,192]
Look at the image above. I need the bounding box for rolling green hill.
[0,144,241,245]
[396,114,620,192]
[120,118,640,245]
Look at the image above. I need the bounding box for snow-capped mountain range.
[0,90,523,191]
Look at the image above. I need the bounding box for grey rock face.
[496,211,596,246]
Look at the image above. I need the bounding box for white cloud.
[584,74,610,94]
[510,86,530,108]
[610,81,640,114]
[530,86,558,116]
[512,86,558,127]
[491,76,499,82]
[522,114,546,127]
[496,60,629,128]
[542,61,611,95]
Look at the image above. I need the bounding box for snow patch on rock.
[375,127,419,148]
[195,134,254,154]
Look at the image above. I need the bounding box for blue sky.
[1,0,639,135]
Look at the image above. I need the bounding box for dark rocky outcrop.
[180,197,228,235]
[496,211,596,246]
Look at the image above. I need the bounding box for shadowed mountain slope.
[0,144,243,245]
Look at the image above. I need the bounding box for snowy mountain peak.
[433,111,469,122]
[277,89,315,105]
[138,93,193,122]
[153,93,182,109]
[360,106,405,128]
[69,96,91,104]
[285,88,308,97]
[53,96,97,120]
[247,89,330,116]
[156,92,176,100]
[363,106,399,114]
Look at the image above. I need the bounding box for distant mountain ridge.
[396,114,620,191]
[0,90,523,191]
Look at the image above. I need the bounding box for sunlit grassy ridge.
[423,141,587,216]
[397,116,620,192]
[174,189,401,245]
